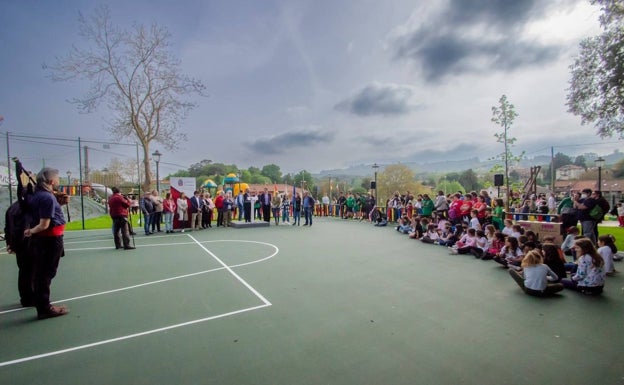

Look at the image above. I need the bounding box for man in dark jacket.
[109,187,134,249]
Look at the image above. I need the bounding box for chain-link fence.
[0,132,143,230]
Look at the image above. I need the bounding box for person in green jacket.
[421,194,435,218]
[345,193,356,219]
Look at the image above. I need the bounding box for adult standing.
[163,192,177,233]
[573,188,599,244]
[140,191,154,235]
[190,190,204,230]
[558,192,578,236]
[292,192,302,226]
[108,187,134,249]
[434,190,449,219]
[322,194,330,216]
[222,191,234,227]
[151,190,163,233]
[23,167,69,319]
[258,187,272,223]
[203,192,215,228]
[271,193,281,225]
[303,191,315,226]
[214,190,225,226]
[281,193,291,224]
[421,194,435,219]
[243,189,252,222]
[176,192,189,231]
[236,191,245,221]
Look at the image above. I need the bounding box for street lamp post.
[102,167,109,214]
[595,157,605,193]
[372,163,380,207]
[66,170,71,186]
[152,150,162,192]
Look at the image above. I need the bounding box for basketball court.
[1,218,622,384]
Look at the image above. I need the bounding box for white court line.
[0,237,276,367]
[0,304,270,368]
[0,240,278,315]
[188,235,272,306]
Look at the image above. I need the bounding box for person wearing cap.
[23,167,69,319]
[573,188,599,244]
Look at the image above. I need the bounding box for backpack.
[4,158,35,253]
[589,205,603,221]
[4,201,30,253]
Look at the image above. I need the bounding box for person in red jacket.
[214,190,225,227]
[108,187,135,250]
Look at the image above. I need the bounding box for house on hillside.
[556,165,585,180]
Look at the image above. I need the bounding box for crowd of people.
[389,188,620,297]
[6,173,622,322]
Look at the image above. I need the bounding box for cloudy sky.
[0,0,618,176]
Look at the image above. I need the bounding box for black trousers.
[30,235,64,313]
[15,244,35,304]
[244,202,252,222]
[262,205,271,222]
[112,216,131,248]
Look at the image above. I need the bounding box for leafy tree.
[612,158,624,178]
[45,5,206,192]
[458,169,480,192]
[248,166,261,175]
[574,155,587,168]
[240,170,252,183]
[261,164,282,183]
[491,94,524,210]
[567,0,624,138]
[434,180,465,196]
[250,174,271,184]
[377,164,420,202]
[189,160,213,176]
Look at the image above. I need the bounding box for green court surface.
[1,218,622,385]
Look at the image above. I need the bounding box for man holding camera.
[108,187,135,250]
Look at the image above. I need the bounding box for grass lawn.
[65,215,113,231]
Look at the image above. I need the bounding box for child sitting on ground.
[511,224,523,239]
[494,236,524,267]
[482,232,506,260]
[508,249,564,296]
[450,228,477,255]
[502,219,514,237]
[562,238,606,295]
[597,234,617,276]
[561,226,579,260]
[421,224,439,244]
[396,215,412,234]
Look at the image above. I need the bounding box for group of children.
[395,212,619,297]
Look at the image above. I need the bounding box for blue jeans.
[143,214,152,234]
[304,207,313,225]
[580,220,596,244]
[282,207,290,222]
[293,210,301,225]
[164,211,173,232]
[237,204,244,220]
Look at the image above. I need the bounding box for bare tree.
[44,5,206,191]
